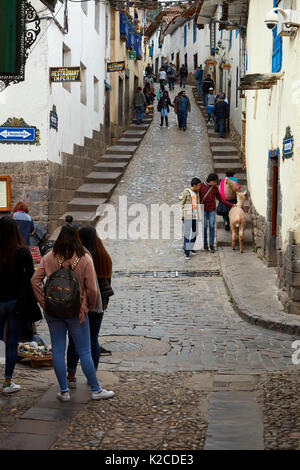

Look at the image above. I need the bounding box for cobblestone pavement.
[1,85,299,451]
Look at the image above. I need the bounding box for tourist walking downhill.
[214,93,230,138]
[134,86,147,125]
[195,65,203,96]
[174,90,191,130]
[157,90,174,127]
[202,74,215,107]
[179,64,188,88]
[31,225,114,402]
[179,178,202,260]
[12,201,35,247]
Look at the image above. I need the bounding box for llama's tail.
[235,223,240,229]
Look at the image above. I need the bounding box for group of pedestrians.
[179,174,240,259]
[0,210,115,402]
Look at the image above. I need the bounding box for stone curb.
[219,249,300,337]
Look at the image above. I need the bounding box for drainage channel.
[113,270,221,278]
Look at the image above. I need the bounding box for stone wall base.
[277,231,300,315]
[0,124,106,235]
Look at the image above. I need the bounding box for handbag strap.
[200,185,214,204]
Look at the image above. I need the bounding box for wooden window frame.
[0,176,11,212]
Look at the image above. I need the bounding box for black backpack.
[45,256,82,319]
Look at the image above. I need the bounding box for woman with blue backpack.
[31,225,114,402]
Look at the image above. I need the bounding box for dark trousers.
[178,110,187,128]
[180,76,186,88]
[168,77,174,90]
[67,310,104,374]
[215,117,226,137]
[0,300,20,379]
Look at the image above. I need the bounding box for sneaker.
[92,389,114,400]
[204,245,209,251]
[67,378,77,389]
[57,391,71,402]
[100,347,112,356]
[210,246,215,253]
[2,382,21,394]
[185,255,191,260]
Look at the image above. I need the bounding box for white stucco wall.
[0,0,109,164]
[246,0,300,246]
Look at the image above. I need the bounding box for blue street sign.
[0,127,36,142]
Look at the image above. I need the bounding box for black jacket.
[202,78,215,95]
[180,66,188,77]
[214,100,229,119]
[157,96,173,113]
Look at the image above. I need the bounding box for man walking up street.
[179,178,202,260]
[206,88,216,123]
[199,174,235,253]
[214,93,229,138]
[134,86,147,125]
[174,90,191,131]
[195,65,203,96]
[159,67,167,91]
[202,74,215,107]
[179,64,188,88]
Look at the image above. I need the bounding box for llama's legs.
[239,228,244,253]
[232,227,237,250]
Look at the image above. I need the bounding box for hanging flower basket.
[205,59,218,66]
[221,63,231,70]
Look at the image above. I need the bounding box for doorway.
[104,88,110,145]
[193,53,198,71]
[125,75,130,124]
[118,77,124,128]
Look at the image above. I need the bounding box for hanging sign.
[49,67,81,82]
[0,176,10,211]
[50,105,58,131]
[282,126,294,160]
[129,51,136,60]
[0,118,40,145]
[107,61,126,72]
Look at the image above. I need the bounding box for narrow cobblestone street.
[0,86,299,451]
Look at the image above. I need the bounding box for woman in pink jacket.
[31,225,114,402]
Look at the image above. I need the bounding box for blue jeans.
[215,117,225,137]
[196,81,202,95]
[183,219,198,255]
[178,110,187,128]
[204,93,209,107]
[67,311,104,375]
[135,106,145,125]
[45,313,101,394]
[203,211,216,248]
[0,300,20,379]
[161,108,168,118]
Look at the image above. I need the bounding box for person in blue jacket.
[195,65,203,96]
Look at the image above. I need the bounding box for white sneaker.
[57,391,71,402]
[2,382,21,394]
[67,378,77,389]
[92,389,114,400]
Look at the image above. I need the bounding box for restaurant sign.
[50,67,81,83]
[107,61,126,72]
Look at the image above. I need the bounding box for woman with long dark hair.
[31,225,114,401]
[0,216,42,394]
[66,226,114,389]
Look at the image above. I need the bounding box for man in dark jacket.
[214,93,229,138]
[179,64,188,88]
[174,90,191,130]
[202,74,215,106]
[134,86,147,125]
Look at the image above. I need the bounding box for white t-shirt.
[159,70,167,80]
[188,189,198,219]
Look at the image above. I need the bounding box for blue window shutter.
[272,0,282,72]
[184,25,187,47]
[229,30,232,51]
[193,23,197,43]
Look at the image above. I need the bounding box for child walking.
[157,90,174,127]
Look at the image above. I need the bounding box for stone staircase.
[50,111,153,240]
[192,88,253,249]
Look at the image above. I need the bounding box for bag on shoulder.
[216,202,228,216]
[44,256,82,319]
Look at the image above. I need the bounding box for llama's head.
[237,191,246,205]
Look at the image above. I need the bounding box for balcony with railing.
[120,12,128,41]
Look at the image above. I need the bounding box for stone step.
[213,155,241,164]
[123,130,146,138]
[58,211,99,227]
[217,227,253,247]
[106,145,137,155]
[211,146,239,156]
[117,137,142,146]
[132,118,152,124]
[209,138,233,146]
[214,162,244,172]
[129,123,150,131]
[67,197,107,212]
[94,161,129,172]
[75,183,115,199]
[85,171,123,184]
[100,153,133,163]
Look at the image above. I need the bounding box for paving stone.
[0,432,57,450]
[10,419,67,435]
[21,407,78,422]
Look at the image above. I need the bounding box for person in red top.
[199,173,235,253]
